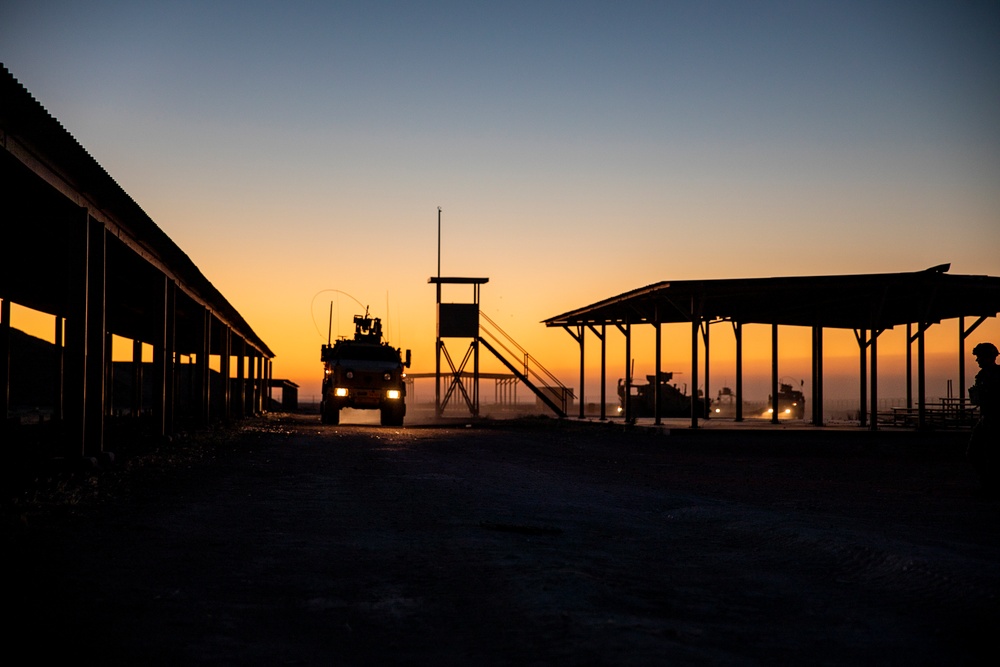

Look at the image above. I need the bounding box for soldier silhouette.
[968,342,1000,498]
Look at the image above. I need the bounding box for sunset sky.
[3,1,999,407]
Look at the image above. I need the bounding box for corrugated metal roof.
[1,63,272,357]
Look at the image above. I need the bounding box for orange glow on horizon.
[7,284,999,408]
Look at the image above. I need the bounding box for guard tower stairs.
[478,312,571,418]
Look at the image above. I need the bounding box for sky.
[3,0,999,407]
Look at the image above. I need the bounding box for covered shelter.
[1,65,273,458]
[543,265,1000,429]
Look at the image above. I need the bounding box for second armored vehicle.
[617,371,709,419]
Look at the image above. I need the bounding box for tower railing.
[479,311,572,415]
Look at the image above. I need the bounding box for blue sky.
[3,1,999,400]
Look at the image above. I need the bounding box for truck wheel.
[321,401,340,425]
[381,404,404,426]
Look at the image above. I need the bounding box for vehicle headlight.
[334,388,348,397]
[387,389,401,400]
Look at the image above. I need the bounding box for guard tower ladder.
[478,311,570,418]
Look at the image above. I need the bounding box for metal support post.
[654,319,661,426]
[771,324,779,424]
[734,321,743,422]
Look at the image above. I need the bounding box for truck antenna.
[327,301,333,346]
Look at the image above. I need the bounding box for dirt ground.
[5,412,1000,665]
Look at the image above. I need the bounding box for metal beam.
[771,324,779,424]
[870,328,880,431]
[654,319,662,425]
[702,320,710,421]
[83,214,107,456]
[691,317,699,428]
[1,298,9,420]
[855,328,868,428]
[588,324,606,421]
[733,321,743,422]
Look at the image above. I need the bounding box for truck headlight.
[334,388,348,397]
[387,390,401,400]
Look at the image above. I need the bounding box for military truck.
[617,371,709,419]
[767,380,806,419]
[320,310,410,426]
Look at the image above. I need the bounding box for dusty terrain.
[6,413,999,665]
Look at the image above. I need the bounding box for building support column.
[245,353,254,415]
[220,326,231,420]
[811,325,824,426]
[856,328,868,428]
[588,324,606,421]
[248,354,257,415]
[733,321,743,422]
[54,316,64,422]
[81,214,107,456]
[104,333,113,418]
[152,276,176,438]
[918,322,927,429]
[1,298,9,421]
[771,324,779,424]
[577,326,584,418]
[564,325,585,419]
[870,328,880,431]
[266,358,273,412]
[906,323,913,410]
[255,355,263,414]
[132,338,143,418]
[654,319,662,426]
[702,321,710,419]
[197,308,211,425]
[63,212,107,456]
[236,338,246,419]
[691,316,700,429]
[623,321,632,423]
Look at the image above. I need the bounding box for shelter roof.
[543,264,1000,330]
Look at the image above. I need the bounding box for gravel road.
[6,413,999,665]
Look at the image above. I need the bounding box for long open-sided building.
[1,64,273,459]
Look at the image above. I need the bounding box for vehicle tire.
[321,401,340,425]
[381,403,404,426]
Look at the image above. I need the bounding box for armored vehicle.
[617,371,709,419]
[320,311,411,426]
[767,381,806,419]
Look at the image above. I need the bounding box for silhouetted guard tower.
[430,276,488,417]
[429,276,570,419]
